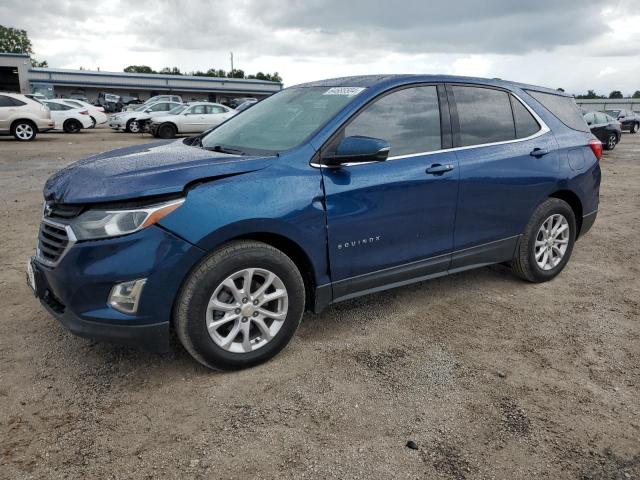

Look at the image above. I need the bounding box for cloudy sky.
[1,0,639,95]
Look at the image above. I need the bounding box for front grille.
[37,220,72,266]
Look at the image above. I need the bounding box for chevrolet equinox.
[28,75,601,370]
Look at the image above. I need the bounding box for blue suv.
[29,75,601,370]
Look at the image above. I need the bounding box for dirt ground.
[0,126,638,480]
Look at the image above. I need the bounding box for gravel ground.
[0,127,638,480]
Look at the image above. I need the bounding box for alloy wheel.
[129,120,140,133]
[15,123,34,140]
[206,268,288,353]
[535,214,570,271]
[607,135,616,149]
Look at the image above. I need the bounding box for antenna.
[230,52,234,74]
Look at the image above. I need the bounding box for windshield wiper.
[206,144,246,155]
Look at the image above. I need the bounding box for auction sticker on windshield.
[323,87,365,96]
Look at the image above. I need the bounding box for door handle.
[426,163,454,175]
[530,147,549,157]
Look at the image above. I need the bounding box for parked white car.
[57,99,108,127]
[0,92,54,141]
[149,102,236,138]
[43,100,93,133]
[110,101,182,133]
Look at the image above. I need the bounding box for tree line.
[573,89,640,99]
[123,65,282,83]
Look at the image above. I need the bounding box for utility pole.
[230,52,234,74]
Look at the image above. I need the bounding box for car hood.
[44,139,275,204]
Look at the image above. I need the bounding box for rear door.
[448,84,558,270]
[322,84,459,299]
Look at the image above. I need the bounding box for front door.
[321,85,459,300]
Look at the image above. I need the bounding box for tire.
[511,198,576,283]
[156,123,177,139]
[63,119,82,133]
[126,119,141,133]
[604,133,617,150]
[89,116,96,128]
[11,120,37,141]
[631,122,639,134]
[175,240,305,370]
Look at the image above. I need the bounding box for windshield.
[201,86,365,153]
[168,105,188,115]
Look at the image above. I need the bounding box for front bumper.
[31,225,205,352]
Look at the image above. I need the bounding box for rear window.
[526,90,589,132]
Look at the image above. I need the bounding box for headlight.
[70,198,184,240]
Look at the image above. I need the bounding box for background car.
[604,109,639,134]
[228,97,257,108]
[109,101,182,133]
[54,99,108,128]
[0,92,54,141]
[149,102,236,138]
[123,94,183,111]
[583,111,621,150]
[235,99,257,112]
[43,100,93,133]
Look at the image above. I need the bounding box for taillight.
[589,138,602,161]
[79,110,89,115]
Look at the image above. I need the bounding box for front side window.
[201,86,363,153]
[45,102,61,111]
[150,103,170,112]
[452,86,515,147]
[344,86,441,157]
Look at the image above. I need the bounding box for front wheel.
[511,198,576,283]
[156,123,176,139]
[175,240,305,370]
[631,122,639,134]
[126,119,141,133]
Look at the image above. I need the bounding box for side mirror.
[323,136,390,166]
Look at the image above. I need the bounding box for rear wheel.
[126,119,141,133]
[175,240,305,370]
[604,133,617,150]
[631,122,639,134]
[11,120,37,141]
[156,123,177,139]
[63,119,82,133]
[511,198,576,283]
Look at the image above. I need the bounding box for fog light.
[108,279,146,314]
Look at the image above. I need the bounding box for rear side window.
[510,95,540,138]
[0,95,13,107]
[526,90,589,132]
[452,86,515,146]
[345,86,441,157]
